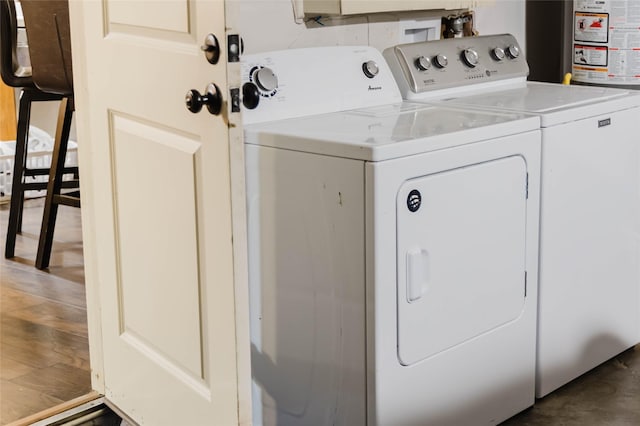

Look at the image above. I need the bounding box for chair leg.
[35,97,74,270]
[5,90,33,259]
[16,191,25,232]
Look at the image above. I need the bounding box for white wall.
[16,93,77,144]
[231,0,526,55]
[474,0,526,53]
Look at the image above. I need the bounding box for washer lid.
[244,103,539,162]
[435,82,640,127]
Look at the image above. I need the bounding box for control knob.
[362,60,379,78]
[461,49,479,68]
[492,47,506,61]
[433,54,448,69]
[506,45,520,59]
[415,56,431,71]
[254,67,278,92]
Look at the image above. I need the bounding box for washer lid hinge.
[525,172,529,199]
[524,271,528,297]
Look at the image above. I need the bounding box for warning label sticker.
[574,44,608,66]
[573,0,640,85]
[575,12,609,43]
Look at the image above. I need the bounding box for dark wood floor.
[0,198,91,425]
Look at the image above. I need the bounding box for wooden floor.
[0,198,91,425]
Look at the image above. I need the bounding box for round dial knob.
[492,47,506,61]
[254,67,278,92]
[461,49,479,68]
[506,45,520,59]
[433,54,448,69]
[415,56,431,71]
[362,60,379,78]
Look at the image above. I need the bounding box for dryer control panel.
[242,46,402,125]
[384,33,529,97]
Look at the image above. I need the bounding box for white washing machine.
[384,33,640,398]
[242,46,541,425]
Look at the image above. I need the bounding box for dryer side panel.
[245,145,366,426]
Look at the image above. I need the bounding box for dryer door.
[397,156,528,366]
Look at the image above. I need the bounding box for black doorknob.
[242,82,260,110]
[201,34,220,64]
[185,83,222,115]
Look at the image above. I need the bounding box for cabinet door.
[0,81,16,141]
[305,0,479,15]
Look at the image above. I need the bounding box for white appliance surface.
[245,102,539,161]
[396,155,528,366]
[241,46,401,125]
[438,82,637,127]
[366,131,539,426]
[384,33,640,398]
[244,46,542,425]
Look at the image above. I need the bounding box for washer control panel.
[384,33,528,96]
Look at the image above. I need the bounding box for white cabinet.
[304,0,479,15]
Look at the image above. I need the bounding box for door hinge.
[227,34,242,63]
[524,271,528,297]
[230,88,240,113]
[525,172,529,199]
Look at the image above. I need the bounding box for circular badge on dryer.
[407,189,422,212]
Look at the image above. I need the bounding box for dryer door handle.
[407,249,430,303]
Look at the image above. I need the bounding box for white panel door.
[68,1,246,425]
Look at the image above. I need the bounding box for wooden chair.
[1,0,78,262]
[17,0,79,269]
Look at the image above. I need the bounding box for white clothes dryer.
[384,33,640,398]
[242,46,541,425]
